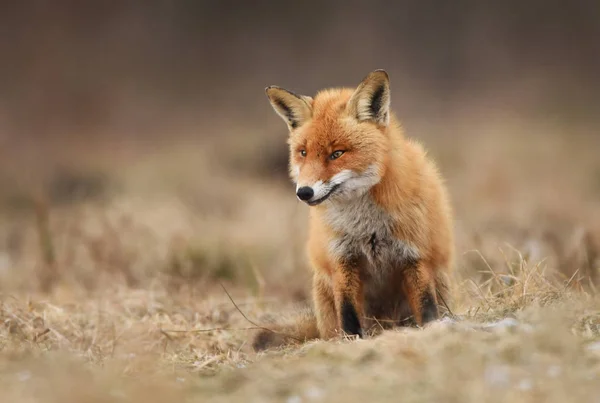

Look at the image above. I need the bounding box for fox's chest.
[324,195,419,273]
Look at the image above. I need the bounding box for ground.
[1,116,599,402]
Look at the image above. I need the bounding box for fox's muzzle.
[296,186,314,201]
[296,183,340,206]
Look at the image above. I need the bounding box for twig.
[33,328,50,342]
[468,279,492,309]
[437,289,454,317]
[361,316,397,323]
[465,249,503,288]
[160,329,174,341]
[160,329,173,354]
[219,282,303,342]
[161,326,261,334]
[192,354,222,372]
[564,269,581,291]
[371,316,386,332]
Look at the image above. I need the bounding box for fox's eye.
[330,150,345,160]
[300,150,307,157]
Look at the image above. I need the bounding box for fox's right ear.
[265,86,313,131]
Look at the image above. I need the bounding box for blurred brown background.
[0,1,599,296]
[2,1,599,141]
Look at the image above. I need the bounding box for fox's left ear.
[347,69,390,127]
[265,86,313,131]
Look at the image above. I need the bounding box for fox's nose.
[296,186,314,201]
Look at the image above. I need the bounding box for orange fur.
[254,70,454,351]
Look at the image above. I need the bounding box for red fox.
[253,70,454,351]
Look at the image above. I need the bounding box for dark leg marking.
[420,290,439,325]
[341,298,363,338]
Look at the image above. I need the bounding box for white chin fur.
[309,180,328,200]
[330,164,381,200]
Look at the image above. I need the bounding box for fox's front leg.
[332,258,365,338]
[312,273,338,339]
[402,260,439,326]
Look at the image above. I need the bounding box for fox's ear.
[347,70,390,126]
[265,86,313,130]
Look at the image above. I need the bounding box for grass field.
[1,115,600,402]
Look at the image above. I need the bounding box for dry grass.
[1,118,600,402]
[1,256,599,402]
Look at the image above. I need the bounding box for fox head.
[266,70,392,206]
